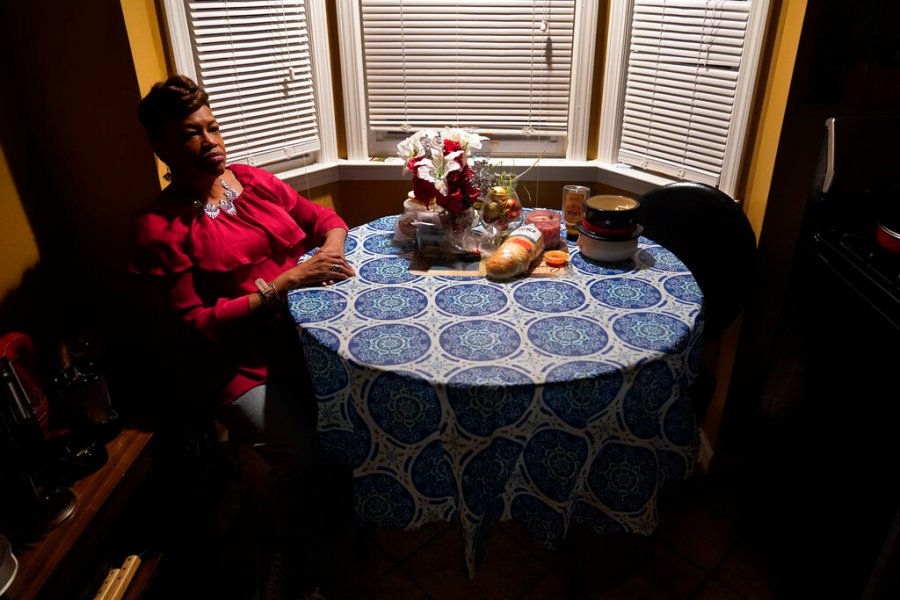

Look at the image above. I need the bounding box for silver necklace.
[198,179,239,219]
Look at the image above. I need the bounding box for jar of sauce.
[525,209,561,249]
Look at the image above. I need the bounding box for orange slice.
[543,250,569,267]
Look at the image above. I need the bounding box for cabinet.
[5,424,158,600]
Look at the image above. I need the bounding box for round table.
[288,211,704,577]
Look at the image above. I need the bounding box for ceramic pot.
[582,195,640,236]
[577,225,643,262]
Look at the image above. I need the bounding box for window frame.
[161,0,339,182]
[336,0,599,161]
[159,0,772,199]
[597,0,772,198]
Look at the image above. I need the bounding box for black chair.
[636,182,758,419]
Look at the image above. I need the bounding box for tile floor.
[313,473,781,600]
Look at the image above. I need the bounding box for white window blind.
[617,0,752,187]
[180,0,321,167]
[360,0,576,139]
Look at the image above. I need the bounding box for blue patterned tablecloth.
[288,212,704,577]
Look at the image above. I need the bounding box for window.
[339,0,599,159]
[161,0,771,196]
[162,0,337,171]
[599,0,770,196]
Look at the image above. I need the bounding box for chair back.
[637,182,757,339]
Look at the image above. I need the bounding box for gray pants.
[217,382,330,591]
[218,382,324,480]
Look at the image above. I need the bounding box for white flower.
[397,129,440,159]
[414,149,463,196]
[441,128,488,153]
[399,128,488,161]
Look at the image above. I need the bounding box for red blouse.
[128,164,348,412]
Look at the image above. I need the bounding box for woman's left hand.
[274,228,355,290]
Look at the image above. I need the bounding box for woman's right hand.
[273,248,355,290]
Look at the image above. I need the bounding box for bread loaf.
[485,224,545,280]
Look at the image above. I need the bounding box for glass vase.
[395,194,437,242]
[478,185,524,254]
[442,207,479,255]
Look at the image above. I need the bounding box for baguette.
[485,224,545,280]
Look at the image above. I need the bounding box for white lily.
[398,129,440,159]
[441,128,488,154]
[414,148,463,197]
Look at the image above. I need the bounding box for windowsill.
[278,158,676,196]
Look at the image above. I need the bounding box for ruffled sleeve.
[127,208,193,276]
[231,164,347,249]
[127,205,252,341]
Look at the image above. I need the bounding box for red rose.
[412,177,437,203]
[443,139,463,155]
[438,189,466,214]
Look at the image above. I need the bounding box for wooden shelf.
[6,423,155,600]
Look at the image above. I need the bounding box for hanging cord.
[223,5,249,164]
[534,1,553,208]
[678,0,725,181]
[517,0,538,207]
[277,1,310,195]
[640,0,664,172]
[278,0,297,161]
[454,3,460,127]
[525,0,538,135]
[400,0,411,131]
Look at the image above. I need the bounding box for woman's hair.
[138,74,210,142]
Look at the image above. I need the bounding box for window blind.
[360,0,576,137]
[617,0,751,186]
[184,0,320,167]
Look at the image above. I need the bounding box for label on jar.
[507,223,543,246]
[562,185,589,232]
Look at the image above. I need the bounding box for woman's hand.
[273,229,355,290]
[274,249,355,290]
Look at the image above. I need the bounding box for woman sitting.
[129,74,353,599]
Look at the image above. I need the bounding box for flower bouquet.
[395,128,487,256]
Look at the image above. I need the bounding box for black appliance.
[0,357,77,534]
[755,116,900,598]
[806,116,900,326]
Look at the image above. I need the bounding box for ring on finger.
[329,264,342,273]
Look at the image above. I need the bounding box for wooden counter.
[6,424,155,600]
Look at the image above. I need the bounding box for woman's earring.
[163,168,173,182]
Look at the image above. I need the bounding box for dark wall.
[0,0,161,395]
[722,0,900,449]
[719,2,900,595]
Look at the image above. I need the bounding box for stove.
[803,115,900,333]
[810,229,900,332]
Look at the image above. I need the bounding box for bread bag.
[485,223,545,279]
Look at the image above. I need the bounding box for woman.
[130,74,352,598]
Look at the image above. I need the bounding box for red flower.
[443,139,463,155]
[405,133,479,214]
[412,177,437,204]
[437,189,466,214]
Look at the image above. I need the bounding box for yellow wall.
[0,0,162,346]
[0,143,39,298]
[120,0,171,186]
[742,0,809,238]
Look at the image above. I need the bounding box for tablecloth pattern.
[288,212,704,576]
